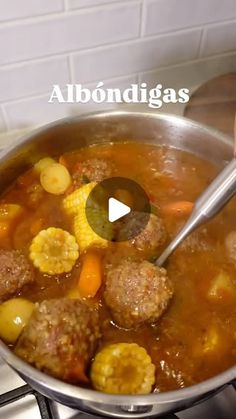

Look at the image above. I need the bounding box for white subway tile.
[0,57,69,103]
[67,0,120,9]
[201,21,236,57]
[4,94,73,130]
[84,74,138,90]
[139,51,236,90]
[0,109,7,132]
[144,0,236,36]
[71,29,201,83]
[4,74,138,130]
[0,0,64,22]
[0,3,140,66]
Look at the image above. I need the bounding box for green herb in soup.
[0,143,236,394]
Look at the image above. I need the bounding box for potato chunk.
[0,298,34,343]
[40,163,71,195]
[207,272,236,301]
[34,157,56,174]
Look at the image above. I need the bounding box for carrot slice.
[78,251,102,298]
[161,201,194,217]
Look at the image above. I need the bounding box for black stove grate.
[0,384,54,419]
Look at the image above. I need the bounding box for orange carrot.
[161,201,194,217]
[78,251,102,298]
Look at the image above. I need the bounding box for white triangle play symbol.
[108,197,131,223]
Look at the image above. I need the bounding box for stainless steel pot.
[0,111,235,418]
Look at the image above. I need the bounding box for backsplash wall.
[0,0,236,132]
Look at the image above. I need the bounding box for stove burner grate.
[0,384,54,419]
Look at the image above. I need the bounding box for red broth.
[1,142,236,392]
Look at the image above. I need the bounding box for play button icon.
[108,197,131,222]
[85,177,151,242]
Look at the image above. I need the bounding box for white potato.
[34,157,56,174]
[207,272,236,300]
[0,298,35,343]
[40,163,71,195]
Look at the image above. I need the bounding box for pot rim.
[0,110,235,405]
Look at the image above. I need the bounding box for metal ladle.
[156,157,236,266]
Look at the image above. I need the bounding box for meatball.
[104,259,173,329]
[0,250,34,302]
[225,231,236,261]
[118,212,167,251]
[73,158,112,187]
[15,299,100,383]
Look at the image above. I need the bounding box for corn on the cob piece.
[63,182,97,216]
[74,207,110,251]
[63,182,112,251]
[90,343,155,394]
[29,227,79,275]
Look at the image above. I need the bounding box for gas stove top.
[0,359,235,419]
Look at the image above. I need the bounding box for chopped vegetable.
[78,251,102,298]
[0,204,24,221]
[207,272,236,300]
[74,208,109,252]
[0,298,35,343]
[40,163,71,195]
[202,327,220,354]
[161,201,193,217]
[34,157,56,174]
[63,182,97,216]
[29,227,79,274]
[90,343,155,394]
[63,182,111,251]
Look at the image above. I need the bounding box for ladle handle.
[156,158,236,267]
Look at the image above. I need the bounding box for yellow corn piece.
[74,207,109,251]
[63,182,112,251]
[90,343,156,394]
[63,182,97,216]
[29,227,79,275]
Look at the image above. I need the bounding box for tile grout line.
[198,27,207,58]
[140,0,147,37]
[67,55,74,84]
[0,104,10,131]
